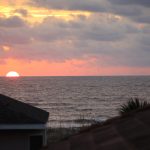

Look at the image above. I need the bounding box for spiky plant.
[119,98,149,115]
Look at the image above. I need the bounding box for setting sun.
[6,71,20,77]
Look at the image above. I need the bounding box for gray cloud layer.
[30,0,150,24]
[0,13,150,67]
[0,1,150,70]
[30,0,107,12]
[0,16,26,28]
[108,0,150,7]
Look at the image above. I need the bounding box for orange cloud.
[2,45,11,52]
[0,0,91,24]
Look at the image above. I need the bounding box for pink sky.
[1,59,150,76]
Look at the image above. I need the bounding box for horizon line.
[0,75,150,77]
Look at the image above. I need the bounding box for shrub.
[119,98,149,115]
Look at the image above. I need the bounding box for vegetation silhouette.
[119,98,149,115]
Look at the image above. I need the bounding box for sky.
[0,0,150,76]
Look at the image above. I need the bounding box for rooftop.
[0,94,49,124]
[48,106,150,150]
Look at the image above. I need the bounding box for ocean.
[0,76,150,127]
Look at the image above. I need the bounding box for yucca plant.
[119,98,149,115]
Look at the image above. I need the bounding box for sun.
[6,71,20,77]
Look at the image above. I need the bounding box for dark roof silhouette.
[0,94,49,124]
[48,106,150,150]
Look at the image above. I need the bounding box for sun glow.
[6,71,20,77]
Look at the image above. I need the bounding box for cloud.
[0,12,149,68]
[0,16,26,28]
[0,27,31,45]
[14,9,28,17]
[133,15,150,24]
[108,0,150,24]
[30,0,150,25]
[108,0,150,7]
[30,0,107,12]
[33,14,136,42]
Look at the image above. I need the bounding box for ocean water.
[0,76,150,127]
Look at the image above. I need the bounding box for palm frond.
[119,98,149,115]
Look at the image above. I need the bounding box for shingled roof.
[0,94,49,124]
[48,106,150,150]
